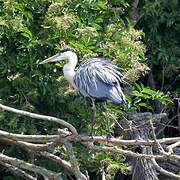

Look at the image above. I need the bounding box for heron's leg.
[102,102,111,133]
[90,99,96,135]
[102,102,107,115]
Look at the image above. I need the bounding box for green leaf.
[20,27,32,39]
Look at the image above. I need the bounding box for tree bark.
[122,112,159,180]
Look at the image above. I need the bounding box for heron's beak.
[39,54,64,65]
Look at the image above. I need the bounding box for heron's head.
[39,48,77,65]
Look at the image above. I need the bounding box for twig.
[167,141,180,154]
[0,103,78,135]
[107,112,124,130]
[77,135,180,146]
[0,128,180,147]
[158,123,178,130]
[150,119,166,154]
[0,128,180,163]
[63,128,178,147]
[157,114,180,135]
[101,165,106,180]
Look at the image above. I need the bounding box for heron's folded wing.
[73,59,124,99]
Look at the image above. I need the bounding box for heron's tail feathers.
[108,86,125,105]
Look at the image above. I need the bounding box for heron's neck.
[63,55,77,88]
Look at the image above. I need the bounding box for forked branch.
[0,103,179,179]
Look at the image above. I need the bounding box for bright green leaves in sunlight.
[126,84,172,112]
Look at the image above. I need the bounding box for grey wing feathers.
[73,58,125,104]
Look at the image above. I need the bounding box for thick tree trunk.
[118,112,159,180]
[128,113,159,180]
[116,112,180,180]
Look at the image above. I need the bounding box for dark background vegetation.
[0,0,179,179]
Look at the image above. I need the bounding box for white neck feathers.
[62,52,78,88]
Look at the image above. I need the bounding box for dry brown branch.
[86,143,180,162]
[0,128,180,146]
[87,144,164,160]
[0,138,83,178]
[2,131,179,180]
[177,98,180,133]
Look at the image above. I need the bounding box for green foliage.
[139,0,180,93]
[93,151,128,179]
[126,84,172,111]
[0,0,147,133]
[73,143,128,179]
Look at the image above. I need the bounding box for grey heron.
[39,48,125,130]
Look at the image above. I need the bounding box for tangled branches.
[0,103,179,179]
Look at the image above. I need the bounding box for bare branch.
[152,159,180,179]
[51,129,180,149]
[0,138,48,151]
[0,128,180,146]
[77,135,180,146]
[177,98,180,133]
[0,129,58,142]
[1,130,180,163]
[87,144,180,161]
[0,103,179,179]
[88,144,165,159]
[150,119,166,154]
[167,141,180,154]
[37,151,72,172]
[64,140,89,180]
[0,161,37,180]
[159,137,180,144]
[0,153,60,179]
[0,103,78,135]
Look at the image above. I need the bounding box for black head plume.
[59,48,73,53]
